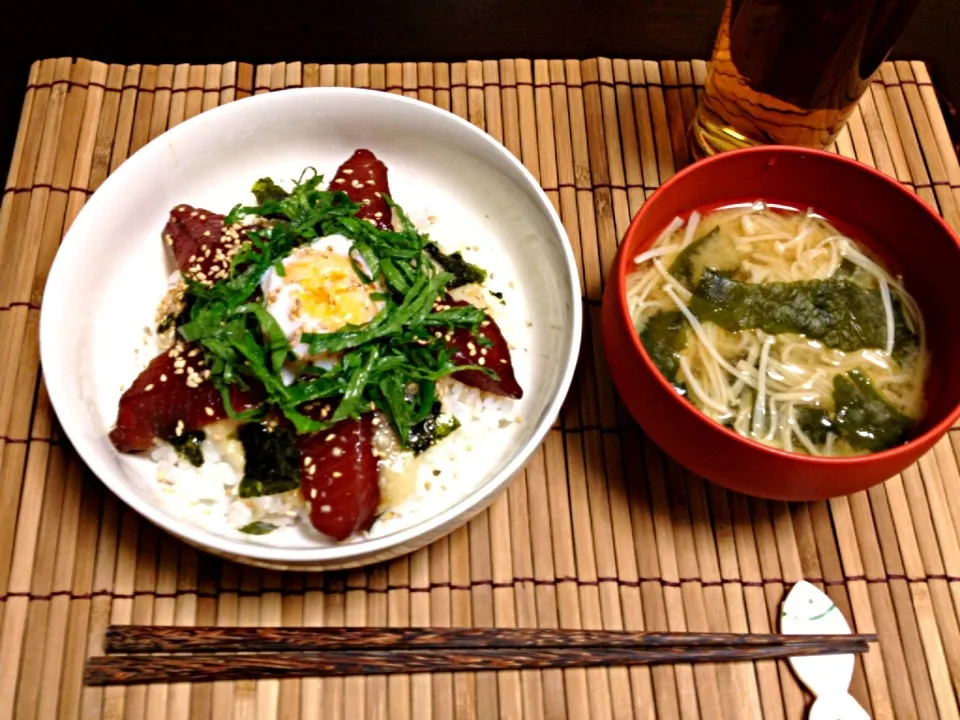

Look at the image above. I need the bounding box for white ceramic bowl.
[40,88,580,570]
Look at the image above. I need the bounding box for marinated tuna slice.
[445,298,523,399]
[329,149,392,230]
[164,204,248,285]
[109,341,262,453]
[296,404,380,541]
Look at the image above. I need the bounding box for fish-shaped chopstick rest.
[781,581,870,720]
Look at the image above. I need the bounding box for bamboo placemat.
[2,57,960,720]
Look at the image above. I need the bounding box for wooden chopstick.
[86,626,875,685]
[85,639,870,686]
[104,625,878,654]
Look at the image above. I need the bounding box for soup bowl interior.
[40,88,580,569]
[602,146,960,500]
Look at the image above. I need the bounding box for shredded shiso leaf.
[174,170,499,447]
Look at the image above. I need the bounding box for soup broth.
[626,203,928,457]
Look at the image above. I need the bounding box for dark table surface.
[3,0,957,178]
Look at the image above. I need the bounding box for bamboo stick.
[446,61,483,720]
[610,59,645,218]
[478,57,526,720]
[705,484,765,719]
[0,60,74,720]
[78,474,115,720]
[299,571,326,720]
[496,60,549,719]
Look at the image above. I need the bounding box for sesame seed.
[199,214,206,220]
[144,383,154,391]
[320,504,332,513]
[365,179,376,185]
[478,357,486,365]
[204,407,215,416]
[351,179,363,188]
[203,230,211,237]
[325,434,335,442]
[175,419,184,436]
[335,178,345,184]
[308,466,316,475]
[304,456,313,467]
[332,471,342,478]
[160,374,168,382]
[190,210,199,217]
[177,206,186,212]
[342,168,353,174]
[332,447,343,457]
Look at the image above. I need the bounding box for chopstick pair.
[85,626,877,686]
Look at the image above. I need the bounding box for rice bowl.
[40,88,580,569]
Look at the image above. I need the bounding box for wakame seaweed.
[407,402,461,455]
[237,423,301,498]
[793,371,913,452]
[168,430,205,467]
[794,407,836,446]
[639,311,688,395]
[177,170,499,447]
[238,521,279,535]
[251,178,290,205]
[832,369,913,452]
[690,269,917,355]
[667,228,739,289]
[424,242,488,289]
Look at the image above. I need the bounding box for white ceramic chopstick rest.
[781,580,870,720]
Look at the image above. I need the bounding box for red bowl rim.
[614,145,960,467]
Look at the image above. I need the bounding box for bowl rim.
[613,144,960,467]
[40,86,582,564]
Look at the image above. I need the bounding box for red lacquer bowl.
[601,146,960,500]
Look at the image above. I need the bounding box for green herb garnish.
[177,170,501,447]
[237,423,301,498]
[239,521,279,535]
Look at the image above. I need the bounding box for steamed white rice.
[144,220,531,544]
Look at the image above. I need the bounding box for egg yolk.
[284,249,381,332]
